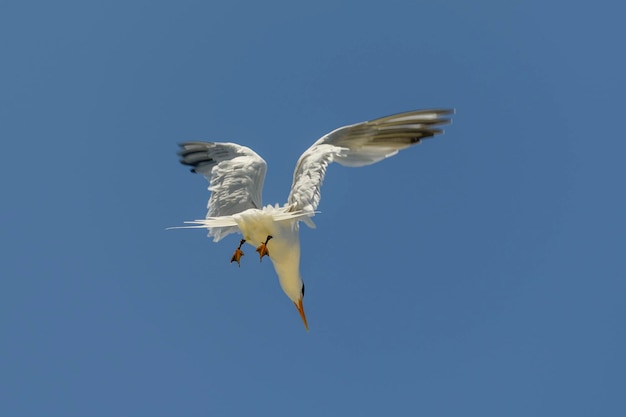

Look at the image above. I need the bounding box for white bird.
[173,109,453,330]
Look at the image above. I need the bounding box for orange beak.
[294,298,309,331]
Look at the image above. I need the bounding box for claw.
[255,235,273,262]
[230,239,246,267]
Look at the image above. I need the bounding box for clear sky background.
[2,1,624,416]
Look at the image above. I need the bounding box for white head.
[280,276,308,331]
[268,220,308,331]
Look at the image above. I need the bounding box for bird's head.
[278,271,309,331]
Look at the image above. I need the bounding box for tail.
[166,216,240,242]
[166,217,239,230]
[166,209,316,241]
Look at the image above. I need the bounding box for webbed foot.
[230,239,246,267]
[255,235,273,262]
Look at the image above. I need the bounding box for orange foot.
[230,239,246,267]
[255,235,273,262]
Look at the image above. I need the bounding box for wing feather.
[178,142,267,240]
[287,109,453,215]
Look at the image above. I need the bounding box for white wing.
[287,109,453,217]
[178,142,267,240]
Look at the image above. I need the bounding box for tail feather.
[167,209,316,234]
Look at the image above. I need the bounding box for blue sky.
[1,0,624,416]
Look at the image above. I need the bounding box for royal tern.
[173,109,453,330]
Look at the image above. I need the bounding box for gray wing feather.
[287,109,453,214]
[178,142,267,240]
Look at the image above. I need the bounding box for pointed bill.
[294,298,309,331]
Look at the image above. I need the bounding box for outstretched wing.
[178,142,267,240]
[287,109,453,216]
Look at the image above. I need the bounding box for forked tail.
[167,209,316,241]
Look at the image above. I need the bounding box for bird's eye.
[301,283,305,297]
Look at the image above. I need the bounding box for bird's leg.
[255,235,273,262]
[230,239,246,267]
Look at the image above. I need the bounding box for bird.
[172,108,453,331]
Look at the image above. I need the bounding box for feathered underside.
[287,109,453,214]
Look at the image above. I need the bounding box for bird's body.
[173,109,453,330]
[233,205,303,303]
